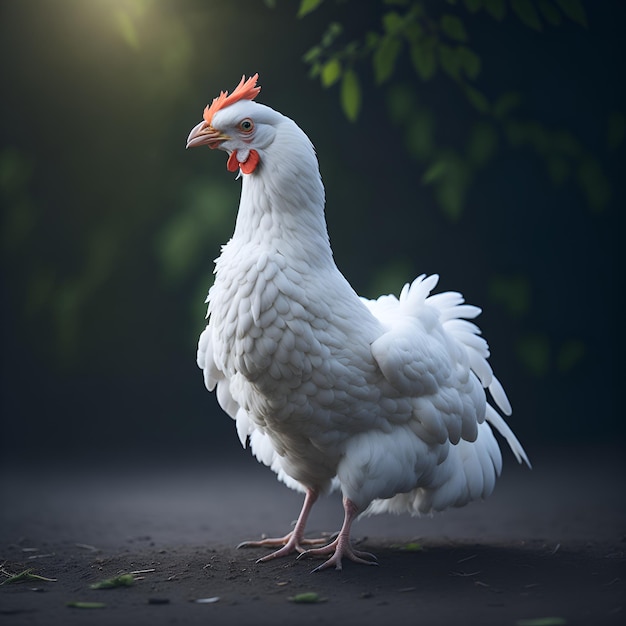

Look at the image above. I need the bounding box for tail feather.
[488,376,512,417]
[485,405,531,468]
[413,275,527,466]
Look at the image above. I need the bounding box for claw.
[299,539,378,571]
[299,497,378,571]
[237,488,321,561]
[238,531,332,562]
[239,493,378,571]
[311,556,378,573]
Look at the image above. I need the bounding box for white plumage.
[187,75,530,571]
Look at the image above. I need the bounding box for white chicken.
[187,74,530,572]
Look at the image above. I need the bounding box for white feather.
[193,88,530,547]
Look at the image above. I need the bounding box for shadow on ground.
[1,445,624,625]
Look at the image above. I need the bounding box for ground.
[1,445,624,625]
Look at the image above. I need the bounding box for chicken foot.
[237,488,329,562]
[298,497,378,572]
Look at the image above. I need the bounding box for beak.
[186,121,230,149]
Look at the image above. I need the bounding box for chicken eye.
[239,119,254,133]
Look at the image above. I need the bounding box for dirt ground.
[1,445,624,625]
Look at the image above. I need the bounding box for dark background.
[0,0,622,467]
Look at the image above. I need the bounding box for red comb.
[203,74,261,126]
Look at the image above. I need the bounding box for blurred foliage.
[488,274,531,318]
[291,0,621,386]
[2,0,201,364]
[367,257,416,299]
[297,0,616,220]
[157,181,235,285]
[516,332,551,377]
[0,0,622,450]
[515,334,584,377]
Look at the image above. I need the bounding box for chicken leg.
[298,497,378,572]
[237,488,329,562]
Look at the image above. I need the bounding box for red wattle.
[226,149,260,174]
[227,151,239,172]
[240,150,260,174]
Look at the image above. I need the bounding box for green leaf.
[403,19,422,43]
[511,0,543,30]
[554,0,587,26]
[398,542,424,551]
[321,21,343,46]
[440,15,468,42]
[428,154,470,220]
[157,182,235,283]
[365,30,381,49]
[557,340,585,373]
[308,62,321,79]
[410,38,437,80]
[373,36,402,83]
[321,58,342,87]
[386,84,418,123]
[457,46,481,78]
[289,592,325,603]
[438,44,460,79]
[488,275,531,318]
[302,45,322,64]
[297,0,323,18]
[340,69,361,121]
[90,574,135,589]
[422,159,448,184]
[483,0,506,19]
[436,175,467,220]
[536,0,562,25]
[0,569,56,585]
[516,618,567,626]
[517,334,551,377]
[406,110,435,159]
[344,40,359,56]
[463,0,483,13]
[493,92,521,119]
[382,11,404,34]
[465,85,490,113]
[67,602,107,609]
[467,122,498,166]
